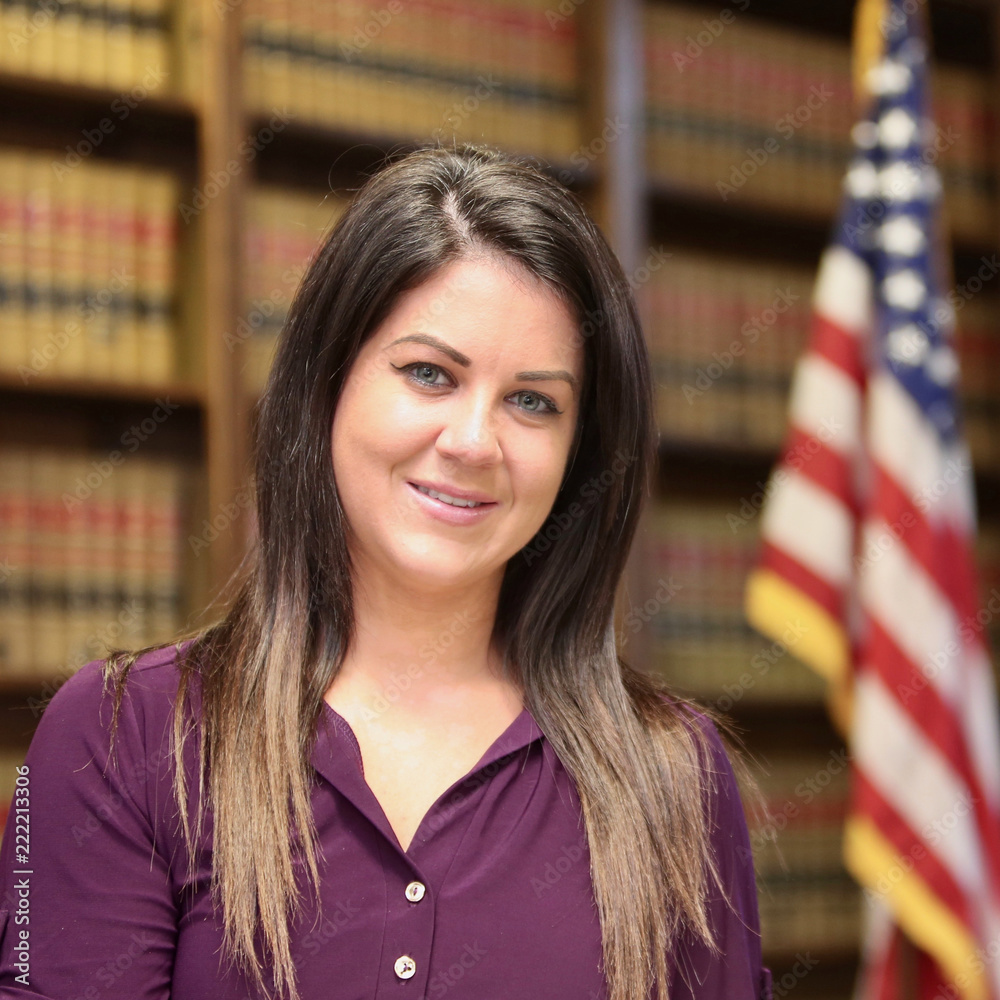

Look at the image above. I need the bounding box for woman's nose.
[435,396,502,466]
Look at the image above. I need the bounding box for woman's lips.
[406,481,499,525]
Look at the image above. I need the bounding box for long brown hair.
[101,144,755,1000]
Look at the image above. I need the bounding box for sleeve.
[0,657,178,998]
[668,712,773,1000]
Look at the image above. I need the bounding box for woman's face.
[331,255,584,594]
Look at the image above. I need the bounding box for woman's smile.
[405,479,500,525]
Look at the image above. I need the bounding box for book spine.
[136,169,178,383]
[109,163,141,383]
[0,150,27,374]
[0,449,32,676]
[23,157,54,378]
[29,451,68,676]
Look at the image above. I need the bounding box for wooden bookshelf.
[1,0,999,990]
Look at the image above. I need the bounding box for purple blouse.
[0,642,772,999]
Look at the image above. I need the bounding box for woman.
[0,145,772,1000]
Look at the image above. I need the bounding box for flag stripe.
[753,540,844,624]
[759,471,856,589]
[809,314,868,389]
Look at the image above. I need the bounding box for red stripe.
[809,314,866,387]
[870,462,982,632]
[851,769,974,929]
[782,425,861,520]
[755,538,844,623]
[916,950,954,1000]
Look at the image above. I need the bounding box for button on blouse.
[0,642,772,999]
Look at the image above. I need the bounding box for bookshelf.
[1,0,998,992]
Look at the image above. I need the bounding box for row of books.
[243,0,581,160]
[749,747,859,954]
[645,500,1000,707]
[646,500,827,705]
[645,3,998,245]
[0,0,201,98]
[640,244,1000,471]
[0,446,190,678]
[0,147,180,384]
[640,247,814,451]
[241,185,348,393]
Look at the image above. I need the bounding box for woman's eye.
[512,391,560,415]
[393,362,561,416]
[396,362,450,387]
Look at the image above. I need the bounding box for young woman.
[0,145,772,1000]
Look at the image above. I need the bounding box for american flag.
[743,0,1000,996]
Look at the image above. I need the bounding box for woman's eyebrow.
[385,333,579,396]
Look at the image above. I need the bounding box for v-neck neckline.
[314,698,544,856]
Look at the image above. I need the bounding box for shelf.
[0,71,199,168]
[0,374,206,459]
[0,373,205,411]
[648,181,999,269]
[247,112,599,192]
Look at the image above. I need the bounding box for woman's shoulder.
[33,638,199,754]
